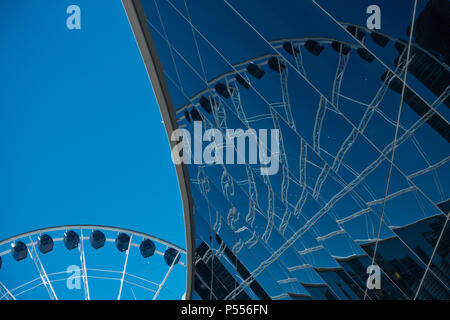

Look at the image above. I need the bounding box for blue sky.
[0,0,186,299]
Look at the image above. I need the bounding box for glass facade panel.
[138,0,450,299]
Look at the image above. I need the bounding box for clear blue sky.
[0,0,186,299]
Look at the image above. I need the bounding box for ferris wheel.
[0,225,187,300]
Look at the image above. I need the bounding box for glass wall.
[139,0,450,299]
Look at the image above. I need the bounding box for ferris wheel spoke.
[117,234,133,300]
[0,281,16,300]
[279,63,296,131]
[331,51,350,110]
[313,96,327,155]
[79,230,90,300]
[152,251,180,300]
[28,236,58,300]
